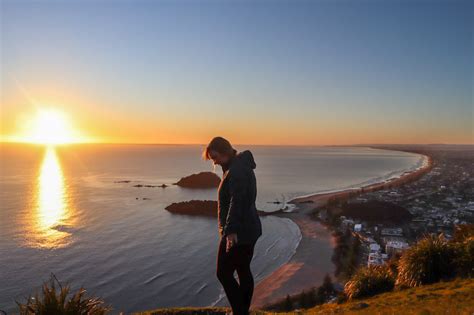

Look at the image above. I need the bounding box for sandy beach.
[251,152,434,308]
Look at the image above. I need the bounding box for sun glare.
[24,109,82,145]
[26,146,75,248]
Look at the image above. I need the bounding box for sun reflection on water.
[27,146,75,248]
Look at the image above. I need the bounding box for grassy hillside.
[134,278,474,315]
[304,278,474,314]
[133,307,231,315]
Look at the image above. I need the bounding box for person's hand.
[226,233,238,252]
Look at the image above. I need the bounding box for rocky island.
[165,200,278,216]
[174,171,221,188]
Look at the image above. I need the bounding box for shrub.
[283,294,293,311]
[453,236,474,278]
[317,274,336,302]
[264,274,336,311]
[453,224,474,243]
[344,265,395,299]
[386,253,401,277]
[16,274,111,315]
[396,234,455,287]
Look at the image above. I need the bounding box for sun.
[25,109,82,145]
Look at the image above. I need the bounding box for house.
[386,240,409,256]
[367,252,384,266]
[341,218,355,229]
[381,227,403,236]
[369,243,381,253]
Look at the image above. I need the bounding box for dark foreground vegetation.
[14,274,111,315]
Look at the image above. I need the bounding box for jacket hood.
[236,150,256,170]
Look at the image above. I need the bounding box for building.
[368,252,384,266]
[341,218,355,229]
[386,240,409,256]
[369,243,381,253]
[381,227,403,237]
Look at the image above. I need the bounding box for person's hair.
[202,136,234,160]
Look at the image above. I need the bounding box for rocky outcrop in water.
[133,184,168,188]
[165,200,276,216]
[174,172,221,188]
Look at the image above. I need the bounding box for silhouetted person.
[202,136,262,315]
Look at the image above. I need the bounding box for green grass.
[135,278,474,315]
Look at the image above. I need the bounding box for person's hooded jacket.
[218,149,262,244]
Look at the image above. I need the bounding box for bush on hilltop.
[396,234,456,287]
[344,265,395,299]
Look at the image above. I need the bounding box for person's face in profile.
[209,150,230,166]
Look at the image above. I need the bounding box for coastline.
[251,150,434,308]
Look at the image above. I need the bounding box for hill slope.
[305,278,474,314]
[134,278,474,315]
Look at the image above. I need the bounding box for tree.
[318,274,335,301]
[283,294,293,311]
[299,289,310,308]
[308,287,317,306]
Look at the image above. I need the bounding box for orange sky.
[1,1,473,146]
[1,93,471,145]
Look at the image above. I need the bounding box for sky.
[1,0,473,145]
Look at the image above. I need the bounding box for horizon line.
[1,141,473,147]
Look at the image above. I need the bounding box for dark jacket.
[218,149,262,244]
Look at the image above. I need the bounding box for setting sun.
[21,109,85,145]
[31,110,73,144]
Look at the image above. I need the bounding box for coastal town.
[319,145,474,270]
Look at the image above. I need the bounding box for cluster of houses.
[355,154,473,240]
[339,216,411,267]
[366,239,411,266]
[346,149,473,267]
[330,148,473,269]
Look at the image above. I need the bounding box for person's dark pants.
[216,236,256,315]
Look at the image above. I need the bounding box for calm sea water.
[0,144,423,313]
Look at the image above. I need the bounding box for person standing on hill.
[202,136,263,315]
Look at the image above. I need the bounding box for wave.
[143,271,166,285]
[265,237,283,255]
[195,282,208,294]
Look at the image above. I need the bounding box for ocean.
[0,144,424,313]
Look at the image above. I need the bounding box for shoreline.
[251,150,434,308]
